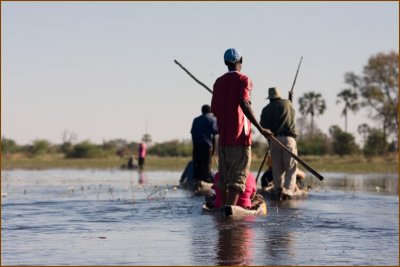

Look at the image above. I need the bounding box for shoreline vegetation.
[1,154,398,174]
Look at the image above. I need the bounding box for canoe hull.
[259,185,309,201]
[202,202,267,218]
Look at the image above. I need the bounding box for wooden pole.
[255,150,269,184]
[174,59,213,94]
[270,136,324,181]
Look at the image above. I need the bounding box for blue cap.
[224,48,242,63]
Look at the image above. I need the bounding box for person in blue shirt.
[191,104,219,184]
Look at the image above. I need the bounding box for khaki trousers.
[217,146,251,193]
[270,136,297,193]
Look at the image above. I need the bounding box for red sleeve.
[239,75,252,101]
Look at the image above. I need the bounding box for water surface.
[1,169,398,265]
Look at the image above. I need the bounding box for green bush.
[148,140,192,157]
[66,141,110,158]
[329,125,360,156]
[1,137,19,153]
[363,128,388,157]
[27,139,55,157]
[297,134,330,155]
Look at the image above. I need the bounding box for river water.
[1,169,398,265]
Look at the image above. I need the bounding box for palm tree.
[336,89,359,132]
[298,92,326,138]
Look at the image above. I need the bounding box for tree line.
[292,51,398,156]
[1,51,398,159]
[0,126,395,159]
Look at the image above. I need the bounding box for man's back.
[191,113,218,146]
[260,98,296,136]
[211,72,252,146]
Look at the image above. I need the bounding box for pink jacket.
[138,143,147,158]
[213,172,256,209]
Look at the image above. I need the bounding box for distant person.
[127,156,138,170]
[260,87,298,199]
[191,104,218,185]
[120,156,137,170]
[211,48,272,206]
[138,142,147,170]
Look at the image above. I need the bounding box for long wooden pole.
[255,149,269,184]
[174,59,324,181]
[288,56,303,102]
[270,136,323,180]
[174,59,213,94]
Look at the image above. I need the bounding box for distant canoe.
[179,161,215,196]
[180,179,214,196]
[202,201,267,218]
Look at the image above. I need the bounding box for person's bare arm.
[239,99,272,139]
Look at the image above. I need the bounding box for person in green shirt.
[260,87,298,199]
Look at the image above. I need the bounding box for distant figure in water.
[121,156,138,170]
[138,142,147,170]
[128,156,137,169]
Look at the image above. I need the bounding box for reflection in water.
[259,199,305,265]
[138,170,147,184]
[214,216,255,266]
[263,226,295,263]
[306,173,398,194]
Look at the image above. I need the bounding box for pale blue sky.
[2,1,398,145]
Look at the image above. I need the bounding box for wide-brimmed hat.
[266,87,282,99]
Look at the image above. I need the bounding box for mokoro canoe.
[260,185,309,201]
[179,179,214,196]
[202,201,267,218]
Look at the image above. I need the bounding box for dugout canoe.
[260,185,309,201]
[179,179,214,196]
[202,201,267,218]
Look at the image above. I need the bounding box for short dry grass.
[1,153,398,174]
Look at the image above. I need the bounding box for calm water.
[1,169,398,266]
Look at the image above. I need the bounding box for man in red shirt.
[211,48,272,206]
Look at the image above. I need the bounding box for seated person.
[212,172,257,209]
[261,154,306,191]
[121,156,138,170]
[127,156,138,170]
[179,161,195,190]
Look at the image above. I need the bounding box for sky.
[1,1,398,145]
